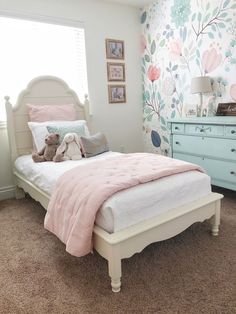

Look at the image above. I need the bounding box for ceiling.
[104,0,152,8]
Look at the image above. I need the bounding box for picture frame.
[106,39,124,60]
[108,85,126,103]
[107,63,125,81]
[216,102,236,116]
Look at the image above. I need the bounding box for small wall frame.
[106,39,125,60]
[108,85,126,103]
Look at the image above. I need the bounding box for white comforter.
[15,152,211,233]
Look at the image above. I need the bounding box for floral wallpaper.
[141,0,236,154]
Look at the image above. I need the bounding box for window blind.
[0,16,88,121]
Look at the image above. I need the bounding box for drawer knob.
[175,141,180,145]
[200,129,204,132]
[175,127,179,130]
[231,130,236,134]
[230,171,235,175]
[231,148,236,152]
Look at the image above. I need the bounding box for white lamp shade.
[191,76,212,94]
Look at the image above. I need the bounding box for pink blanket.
[44,153,203,257]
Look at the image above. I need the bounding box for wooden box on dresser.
[168,117,236,191]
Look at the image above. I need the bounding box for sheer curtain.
[0,16,88,120]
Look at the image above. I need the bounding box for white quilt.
[15,152,211,233]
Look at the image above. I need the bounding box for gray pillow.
[80,133,109,158]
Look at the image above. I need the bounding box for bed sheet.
[15,152,211,233]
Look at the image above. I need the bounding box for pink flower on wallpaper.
[169,39,182,60]
[201,48,222,74]
[148,65,161,82]
[230,84,236,101]
[141,35,147,53]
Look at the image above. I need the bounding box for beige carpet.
[0,187,235,314]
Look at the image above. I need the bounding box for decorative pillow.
[27,104,77,122]
[47,124,87,144]
[28,120,90,152]
[80,133,109,158]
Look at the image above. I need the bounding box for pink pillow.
[27,104,77,122]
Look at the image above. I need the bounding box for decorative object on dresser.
[191,76,212,117]
[169,117,236,191]
[216,103,236,116]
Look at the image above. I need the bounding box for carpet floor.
[0,187,235,314]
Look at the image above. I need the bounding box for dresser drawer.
[225,126,236,138]
[172,123,184,133]
[173,153,236,184]
[173,135,236,161]
[185,124,224,136]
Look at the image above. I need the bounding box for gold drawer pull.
[230,171,235,175]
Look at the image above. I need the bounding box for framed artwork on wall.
[216,103,236,116]
[107,63,125,81]
[106,39,124,60]
[108,85,126,103]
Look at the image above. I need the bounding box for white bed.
[15,153,212,233]
[5,76,223,293]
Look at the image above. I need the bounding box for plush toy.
[32,133,60,162]
[54,133,82,161]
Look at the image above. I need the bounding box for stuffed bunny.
[54,133,82,161]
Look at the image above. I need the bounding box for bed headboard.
[5,75,90,163]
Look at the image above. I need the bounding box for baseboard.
[0,185,15,201]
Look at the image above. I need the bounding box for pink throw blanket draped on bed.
[44,153,204,257]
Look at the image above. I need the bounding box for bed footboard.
[93,193,223,292]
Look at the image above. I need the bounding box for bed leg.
[108,247,122,293]
[15,186,25,199]
[211,200,221,236]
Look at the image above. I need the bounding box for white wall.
[0,0,143,200]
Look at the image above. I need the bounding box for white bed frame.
[5,76,223,293]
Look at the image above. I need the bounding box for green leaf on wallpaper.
[218,23,226,28]
[160,116,166,125]
[196,49,200,58]
[147,114,154,121]
[231,4,236,9]
[219,12,227,18]
[159,39,165,47]
[162,136,169,144]
[145,54,150,62]
[141,11,147,24]
[211,24,217,32]
[198,13,202,22]
[204,13,210,23]
[160,103,165,110]
[208,32,214,39]
[206,2,210,11]
[171,111,176,119]
[145,107,152,114]
[145,90,150,101]
[151,40,156,55]
[197,39,203,47]
[223,0,230,8]
[212,7,218,17]
[179,93,183,103]
[231,58,236,64]
[148,34,151,44]
[172,64,178,71]
[142,66,146,74]
[191,13,196,22]
[161,125,167,131]
[157,92,161,101]
[196,58,200,66]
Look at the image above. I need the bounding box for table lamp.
[191,76,212,116]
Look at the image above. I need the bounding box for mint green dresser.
[168,117,236,191]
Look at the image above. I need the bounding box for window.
[0,16,88,121]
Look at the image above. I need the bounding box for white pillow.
[28,120,90,152]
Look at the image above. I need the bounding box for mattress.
[15,152,211,233]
